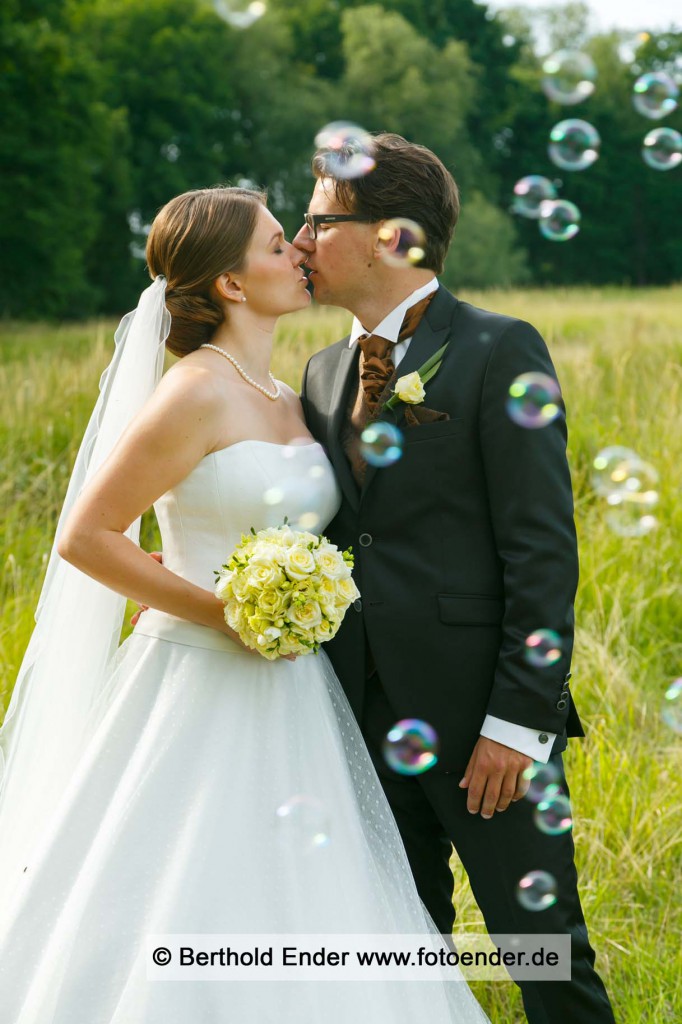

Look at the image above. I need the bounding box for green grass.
[1,288,681,1021]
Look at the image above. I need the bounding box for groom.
[294,134,615,1023]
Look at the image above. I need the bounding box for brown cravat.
[344,292,435,486]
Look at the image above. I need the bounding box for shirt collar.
[348,277,439,348]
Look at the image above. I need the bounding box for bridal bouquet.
[214,524,360,660]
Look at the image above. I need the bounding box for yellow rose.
[283,544,317,580]
[288,599,323,630]
[394,371,425,405]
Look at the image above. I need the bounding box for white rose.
[394,371,425,405]
[245,561,285,590]
[314,618,336,642]
[315,547,350,580]
[287,599,323,630]
[335,576,360,606]
[283,545,317,580]
[214,572,234,601]
[257,588,288,617]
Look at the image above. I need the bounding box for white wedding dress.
[0,439,488,1023]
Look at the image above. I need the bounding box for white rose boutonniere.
[383,341,450,412]
[392,371,425,405]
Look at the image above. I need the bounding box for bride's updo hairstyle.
[146,186,267,357]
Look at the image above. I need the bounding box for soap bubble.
[314,122,376,179]
[542,50,597,105]
[605,490,658,537]
[539,199,581,241]
[506,372,562,429]
[534,794,573,835]
[517,871,558,911]
[275,795,330,853]
[512,176,557,219]
[591,446,646,497]
[382,719,439,775]
[548,119,600,171]
[661,678,682,734]
[642,127,682,171]
[213,0,266,29]
[523,761,562,804]
[360,422,404,468]
[525,630,562,668]
[632,71,679,119]
[377,219,426,266]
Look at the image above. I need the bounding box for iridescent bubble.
[506,372,562,429]
[642,127,682,171]
[539,200,581,242]
[275,795,330,853]
[382,719,439,775]
[534,794,573,836]
[591,446,643,497]
[661,678,682,734]
[377,218,426,267]
[632,71,679,120]
[213,0,266,29]
[548,119,600,171]
[525,630,562,668]
[261,445,331,530]
[314,122,376,180]
[542,50,597,105]
[512,176,557,219]
[605,490,658,537]
[523,761,562,804]
[360,422,404,468]
[516,871,558,911]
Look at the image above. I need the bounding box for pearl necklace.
[198,344,281,401]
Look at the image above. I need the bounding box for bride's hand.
[130,551,163,625]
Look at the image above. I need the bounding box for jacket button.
[538,733,549,744]
[565,672,572,682]
[359,533,373,547]
[560,690,570,700]
[353,598,362,612]
[556,699,567,710]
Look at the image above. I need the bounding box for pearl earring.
[241,296,247,303]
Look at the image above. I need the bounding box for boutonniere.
[383,342,450,411]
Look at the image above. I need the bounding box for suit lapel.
[326,340,361,511]
[360,286,456,497]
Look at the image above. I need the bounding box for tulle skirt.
[0,617,487,1022]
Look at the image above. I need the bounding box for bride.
[0,186,488,1022]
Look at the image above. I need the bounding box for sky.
[485,0,680,35]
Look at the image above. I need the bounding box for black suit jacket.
[301,285,584,773]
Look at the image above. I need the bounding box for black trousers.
[361,671,616,1024]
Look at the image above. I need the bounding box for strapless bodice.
[133,439,341,651]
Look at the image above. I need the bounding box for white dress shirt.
[350,278,556,763]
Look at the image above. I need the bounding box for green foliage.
[442,191,530,289]
[1,0,681,317]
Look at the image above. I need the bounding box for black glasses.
[304,213,372,240]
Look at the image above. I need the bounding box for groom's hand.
[459,737,532,819]
[130,551,163,625]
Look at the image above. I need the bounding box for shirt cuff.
[480,715,556,763]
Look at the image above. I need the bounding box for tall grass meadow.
[1,288,680,1021]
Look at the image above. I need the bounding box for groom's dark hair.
[312,133,459,274]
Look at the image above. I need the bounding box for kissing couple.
[0,133,615,1023]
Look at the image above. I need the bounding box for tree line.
[1,0,680,318]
